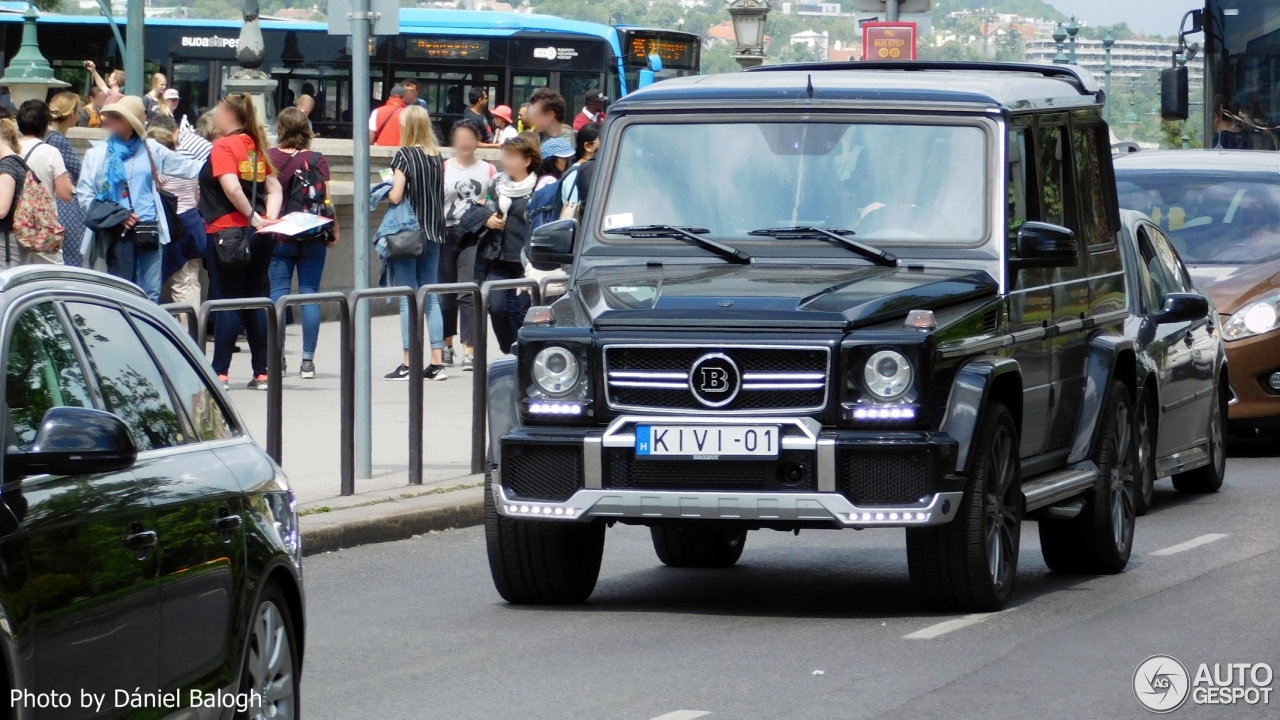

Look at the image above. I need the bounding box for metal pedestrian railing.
[167,274,566,496]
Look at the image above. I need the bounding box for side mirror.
[1010,222,1079,271]
[1161,65,1190,121]
[7,407,137,478]
[1157,292,1210,324]
[528,218,577,268]
[638,68,656,89]
[648,53,664,73]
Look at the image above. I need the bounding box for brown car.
[1117,150,1280,434]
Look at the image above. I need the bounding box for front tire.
[485,474,606,604]
[651,524,747,568]
[907,401,1021,612]
[1039,380,1135,574]
[1172,386,1226,494]
[238,582,300,720]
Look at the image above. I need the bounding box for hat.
[390,84,405,97]
[163,88,180,101]
[491,104,513,124]
[585,89,607,103]
[540,135,575,160]
[100,95,147,138]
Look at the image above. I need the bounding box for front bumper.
[495,415,963,529]
[1223,330,1280,421]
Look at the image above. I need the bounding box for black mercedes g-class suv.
[486,62,1139,612]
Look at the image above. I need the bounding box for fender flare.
[486,355,521,475]
[1067,333,1137,464]
[940,356,1022,473]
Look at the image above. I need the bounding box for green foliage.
[1161,120,1203,149]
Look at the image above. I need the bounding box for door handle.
[213,515,242,532]
[124,528,158,551]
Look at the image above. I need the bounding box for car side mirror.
[1156,292,1210,324]
[7,407,137,479]
[1010,222,1079,271]
[1161,65,1189,121]
[529,218,577,267]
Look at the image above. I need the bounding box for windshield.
[1116,171,1280,265]
[599,121,989,244]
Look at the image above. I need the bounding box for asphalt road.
[301,445,1280,720]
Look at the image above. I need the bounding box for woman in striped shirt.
[384,104,449,380]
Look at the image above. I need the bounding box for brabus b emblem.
[689,353,740,408]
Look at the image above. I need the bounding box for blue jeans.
[269,239,328,360]
[386,242,443,351]
[107,239,162,302]
[475,259,528,354]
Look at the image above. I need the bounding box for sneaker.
[423,364,448,381]
[247,375,269,391]
[442,346,455,365]
[300,359,316,379]
[218,374,230,390]
[461,353,474,372]
[384,364,411,380]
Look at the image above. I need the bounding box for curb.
[300,486,485,556]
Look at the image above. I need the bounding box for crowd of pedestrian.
[0,80,602,390]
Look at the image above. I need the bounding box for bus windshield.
[1206,0,1280,149]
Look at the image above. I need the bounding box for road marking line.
[903,613,995,639]
[1149,533,1228,556]
[648,712,711,720]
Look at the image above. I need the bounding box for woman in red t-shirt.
[197,93,283,391]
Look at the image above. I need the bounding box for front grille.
[839,449,932,505]
[502,444,583,501]
[605,345,830,413]
[604,449,816,492]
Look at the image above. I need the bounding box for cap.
[585,89,607,103]
[163,88,180,100]
[540,136,575,160]
[491,104,513,123]
[390,84,405,97]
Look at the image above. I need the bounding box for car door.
[61,301,249,703]
[1135,225,1200,454]
[2,301,160,718]
[1146,225,1218,447]
[128,311,249,700]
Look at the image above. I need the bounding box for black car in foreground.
[486,62,1146,612]
[0,267,302,719]
[1117,209,1228,514]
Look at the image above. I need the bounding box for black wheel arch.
[1068,334,1137,465]
[940,356,1022,474]
[239,558,306,675]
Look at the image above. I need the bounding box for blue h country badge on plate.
[636,425,651,455]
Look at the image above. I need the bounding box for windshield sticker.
[604,213,634,230]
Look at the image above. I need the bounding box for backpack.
[282,151,332,238]
[12,146,65,254]
[525,177,563,236]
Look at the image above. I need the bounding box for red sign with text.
[862,22,917,61]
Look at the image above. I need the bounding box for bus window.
[512,74,549,111]
[560,73,604,118]
[172,62,212,120]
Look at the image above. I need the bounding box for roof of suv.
[612,62,1102,113]
[1114,149,1280,173]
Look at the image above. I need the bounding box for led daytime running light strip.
[848,511,932,522]
[852,405,916,420]
[505,504,577,517]
[528,402,584,415]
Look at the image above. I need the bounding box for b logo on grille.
[689,353,740,407]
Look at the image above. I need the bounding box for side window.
[133,318,236,442]
[1007,125,1031,249]
[4,304,94,450]
[64,302,185,451]
[1035,121,1070,228]
[1070,122,1114,246]
[1137,226,1181,309]
[1148,227,1190,293]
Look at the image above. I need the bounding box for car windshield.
[1116,171,1280,265]
[599,121,989,245]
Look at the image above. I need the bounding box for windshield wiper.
[606,225,751,264]
[749,227,898,267]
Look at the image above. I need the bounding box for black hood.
[573,263,998,330]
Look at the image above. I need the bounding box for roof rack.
[746,61,1101,96]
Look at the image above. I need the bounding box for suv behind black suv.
[486,62,1139,611]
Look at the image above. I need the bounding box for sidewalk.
[217,310,496,553]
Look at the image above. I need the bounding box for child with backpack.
[0,116,64,268]
[268,108,339,380]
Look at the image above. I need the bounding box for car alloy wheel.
[1134,396,1155,515]
[984,424,1019,591]
[1108,400,1136,554]
[246,599,296,720]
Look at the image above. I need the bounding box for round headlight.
[532,346,580,396]
[1224,295,1280,340]
[1243,302,1278,335]
[864,350,913,402]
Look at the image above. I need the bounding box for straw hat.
[100,95,147,138]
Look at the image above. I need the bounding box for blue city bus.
[0,8,700,137]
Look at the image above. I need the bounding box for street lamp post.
[0,6,69,108]
[1102,33,1115,123]
[222,0,278,130]
[1125,99,1139,141]
[727,0,771,70]
[1052,23,1068,65]
[1066,16,1079,65]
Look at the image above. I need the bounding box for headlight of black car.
[843,343,926,424]
[523,342,592,418]
[265,491,301,564]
